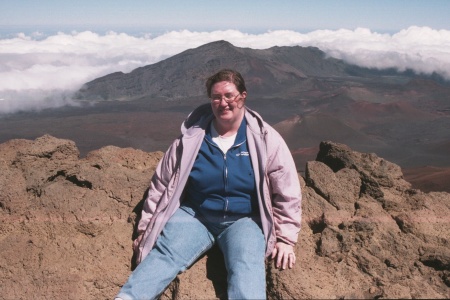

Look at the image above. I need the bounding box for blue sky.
[1,0,449,35]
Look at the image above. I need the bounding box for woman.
[116,69,301,300]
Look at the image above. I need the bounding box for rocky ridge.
[0,135,449,299]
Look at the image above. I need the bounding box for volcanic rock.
[0,136,448,299]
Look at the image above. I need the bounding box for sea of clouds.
[1,26,449,114]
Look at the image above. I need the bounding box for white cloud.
[1,26,450,113]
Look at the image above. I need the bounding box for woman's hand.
[132,234,144,252]
[271,242,296,270]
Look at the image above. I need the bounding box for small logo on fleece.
[236,151,249,156]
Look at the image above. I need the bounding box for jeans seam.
[184,235,214,268]
[151,233,214,298]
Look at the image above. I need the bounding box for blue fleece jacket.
[185,117,259,221]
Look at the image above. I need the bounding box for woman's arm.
[266,129,302,268]
[137,138,182,234]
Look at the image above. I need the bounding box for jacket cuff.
[276,237,295,246]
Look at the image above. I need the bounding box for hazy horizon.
[3,0,449,33]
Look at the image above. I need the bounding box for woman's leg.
[116,207,215,300]
[217,217,266,300]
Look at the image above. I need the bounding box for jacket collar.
[204,116,248,146]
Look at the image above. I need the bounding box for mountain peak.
[76,41,349,101]
[202,40,234,47]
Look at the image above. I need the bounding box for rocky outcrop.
[0,136,448,299]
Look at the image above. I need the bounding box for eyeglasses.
[210,93,241,104]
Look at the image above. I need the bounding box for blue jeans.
[116,207,266,300]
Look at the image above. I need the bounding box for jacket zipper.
[223,140,246,218]
[224,153,228,218]
[206,138,247,218]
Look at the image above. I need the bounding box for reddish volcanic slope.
[2,41,450,192]
[403,166,450,193]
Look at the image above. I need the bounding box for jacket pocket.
[200,198,252,214]
[227,198,252,214]
[200,198,225,211]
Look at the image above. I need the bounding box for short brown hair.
[206,69,247,98]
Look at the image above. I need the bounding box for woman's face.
[210,81,247,127]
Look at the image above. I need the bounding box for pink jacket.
[136,104,302,264]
